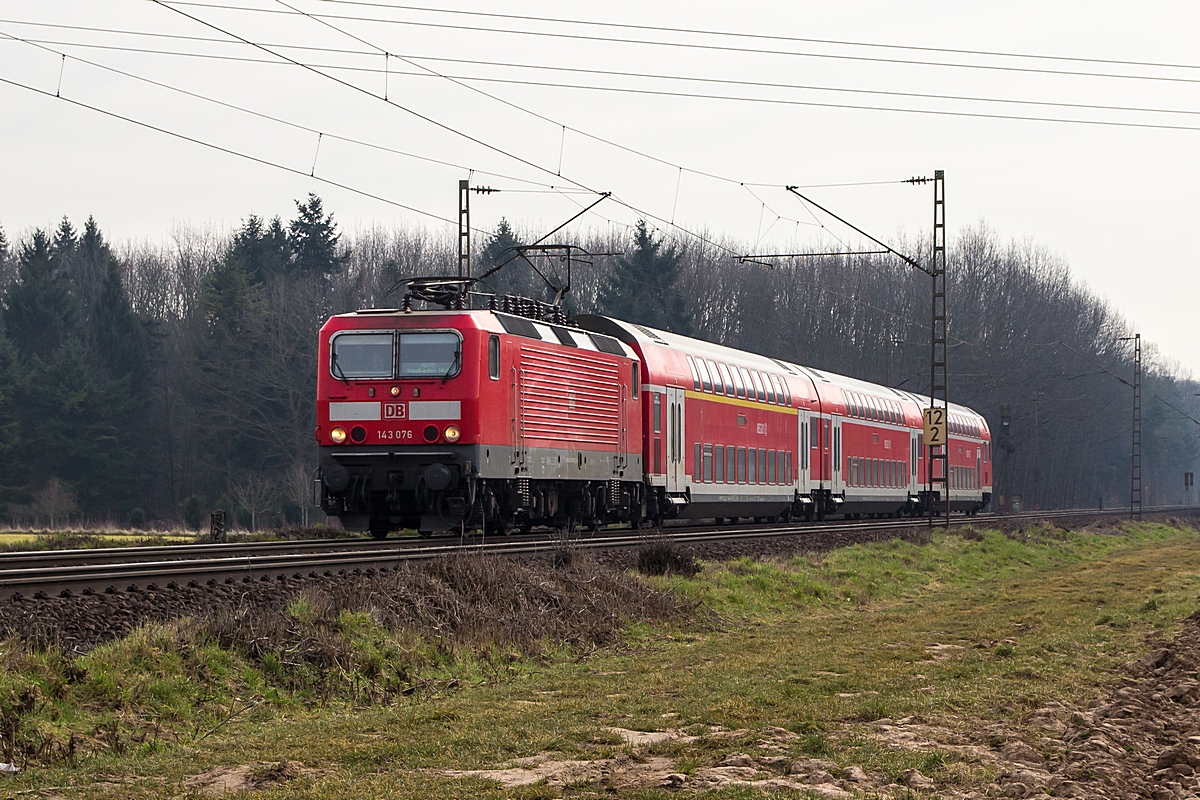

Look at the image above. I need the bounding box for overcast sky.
[1,1,1197,376]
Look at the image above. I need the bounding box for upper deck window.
[686,355,701,390]
[731,366,746,399]
[398,332,461,378]
[331,332,393,379]
[717,363,734,397]
[707,359,725,395]
[750,371,767,402]
[695,358,713,392]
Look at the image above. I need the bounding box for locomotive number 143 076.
[377,429,414,440]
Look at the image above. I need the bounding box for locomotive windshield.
[331,333,393,378]
[398,332,460,378]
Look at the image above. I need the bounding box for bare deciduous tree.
[32,478,77,529]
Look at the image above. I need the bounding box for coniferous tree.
[5,230,77,362]
[289,193,345,276]
[225,214,290,284]
[598,220,691,335]
[73,217,113,321]
[478,217,532,298]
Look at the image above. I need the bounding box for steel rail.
[0,506,1186,600]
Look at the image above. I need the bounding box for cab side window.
[488,335,500,380]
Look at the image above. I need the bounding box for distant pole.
[1131,333,1142,520]
[1186,472,1193,520]
[458,179,471,280]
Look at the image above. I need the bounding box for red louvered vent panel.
[519,346,621,448]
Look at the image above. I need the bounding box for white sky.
[0,1,1197,375]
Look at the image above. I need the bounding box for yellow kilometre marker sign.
[923,406,947,447]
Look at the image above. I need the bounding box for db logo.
[383,402,407,419]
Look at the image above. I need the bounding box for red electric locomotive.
[315,284,990,536]
[315,300,644,537]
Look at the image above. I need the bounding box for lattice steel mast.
[929,170,949,527]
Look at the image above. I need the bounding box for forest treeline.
[0,197,1195,528]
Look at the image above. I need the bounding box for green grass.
[3,520,1198,798]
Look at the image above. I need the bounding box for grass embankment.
[1,520,1197,798]
[0,525,349,552]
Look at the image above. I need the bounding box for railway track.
[0,506,1188,601]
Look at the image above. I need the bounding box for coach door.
[666,386,686,492]
[797,413,810,494]
[910,430,919,493]
[831,417,843,493]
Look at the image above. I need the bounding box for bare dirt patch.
[434,725,907,798]
[184,760,323,795]
[852,607,1200,798]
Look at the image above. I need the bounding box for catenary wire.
[0,29,597,193]
[17,37,1200,133]
[0,11,981,258]
[0,20,951,195]
[143,0,1200,249]
[162,2,1200,87]
[146,0,608,201]
[317,0,1200,75]
[0,70,480,231]
[9,22,1200,120]
[141,0,736,258]
[187,0,763,258]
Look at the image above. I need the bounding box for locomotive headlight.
[330,426,347,444]
[444,425,462,443]
[390,386,401,397]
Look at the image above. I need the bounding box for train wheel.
[369,527,389,540]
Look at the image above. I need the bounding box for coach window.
[487,335,500,380]
[763,374,776,404]
[750,371,767,402]
[331,332,394,379]
[737,447,747,483]
[811,421,819,448]
[696,358,713,392]
[715,445,725,482]
[786,452,793,484]
[767,449,776,483]
[707,360,725,395]
[703,444,714,482]
[780,377,791,406]
[631,363,639,398]
[748,447,757,484]
[726,446,736,483]
[653,393,662,433]
[717,363,734,398]
[686,355,701,390]
[694,443,701,480]
[777,451,786,484]
[731,366,746,399]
